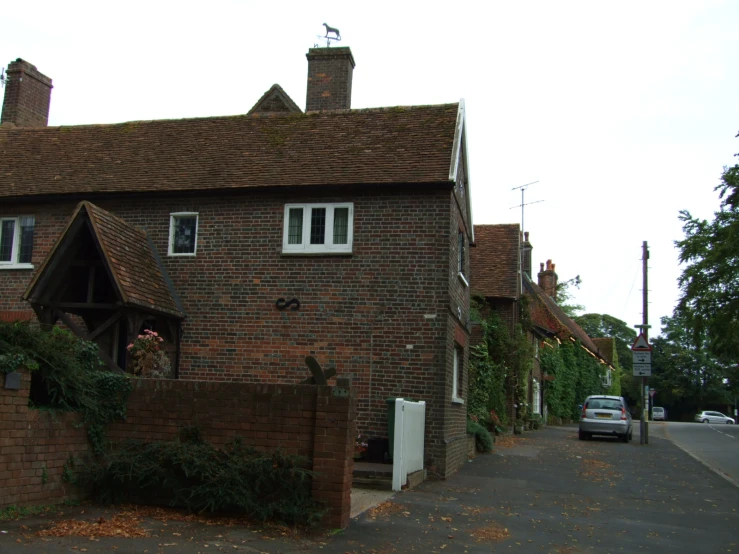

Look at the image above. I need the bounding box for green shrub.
[0,321,132,454]
[74,433,325,526]
[467,419,494,453]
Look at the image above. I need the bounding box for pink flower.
[126,343,134,350]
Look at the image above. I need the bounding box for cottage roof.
[523,273,604,360]
[470,224,520,299]
[0,103,460,199]
[24,201,185,319]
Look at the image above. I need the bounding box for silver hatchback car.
[695,411,735,424]
[579,395,633,442]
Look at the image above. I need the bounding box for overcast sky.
[3,0,738,337]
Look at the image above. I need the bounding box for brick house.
[469,224,544,423]
[470,227,612,424]
[0,47,474,478]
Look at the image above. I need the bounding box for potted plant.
[354,434,368,460]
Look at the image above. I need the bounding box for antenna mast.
[510,181,543,233]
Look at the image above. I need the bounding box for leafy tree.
[574,313,636,373]
[648,314,732,420]
[676,138,739,375]
[556,275,584,318]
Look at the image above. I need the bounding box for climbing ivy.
[540,340,609,421]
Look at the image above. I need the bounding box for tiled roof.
[470,224,520,299]
[0,103,459,199]
[592,337,616,365]
[523,274,603,359]
[25,202,184,318]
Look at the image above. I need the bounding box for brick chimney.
[521,231,533,279]
[305,47,355,112]
[1,59,53,127]
[538,259,558,300]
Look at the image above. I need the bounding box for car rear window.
[587,399,622,410]
[653,408,664,412]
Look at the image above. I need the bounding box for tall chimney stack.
[521,231,532,279]
[1,59,53,127]
[305,47,355,112]
[538,259,558,300]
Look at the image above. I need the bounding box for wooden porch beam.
[54,309,124,373]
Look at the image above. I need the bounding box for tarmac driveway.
[3,425,738,553]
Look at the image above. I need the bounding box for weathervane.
[316,23,341,47]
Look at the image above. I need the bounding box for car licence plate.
[595,413,611,419]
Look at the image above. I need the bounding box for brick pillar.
[305,47,355,112]
[311,378,356,529]
[1,59,53,127]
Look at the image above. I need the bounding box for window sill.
[452,397,465,405]
[167,253,197,257]
[281,250,353,256]
[457,272,469,288]
[0,263,34,270]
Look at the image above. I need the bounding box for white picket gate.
[391,398,426,491]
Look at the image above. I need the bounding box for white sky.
[3,0,738,337]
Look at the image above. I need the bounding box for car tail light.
[581,404,587,419]
[621,407,627,421]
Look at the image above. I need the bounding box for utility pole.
[641,241,649,444]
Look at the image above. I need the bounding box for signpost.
[632,330,652,444]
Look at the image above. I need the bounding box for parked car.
[652,407,666,421]
[579,395,633,442]
[694,411,735,424]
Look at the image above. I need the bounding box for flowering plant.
[354,434,368,457]
[127,329,171,378]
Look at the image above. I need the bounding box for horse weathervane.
[319,23,341,47]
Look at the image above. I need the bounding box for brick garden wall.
[0,371,357,529]
[0,184,469,478]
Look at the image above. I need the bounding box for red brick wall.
[0,372,89,507]
[0,371,356,528]
[1,184,469,478]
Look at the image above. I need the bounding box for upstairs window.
[0,216,35,268]
[168,212,199,256]
[452,345,465,403]
[457,230,468,287]
[283,203,353,254]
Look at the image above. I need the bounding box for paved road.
[652,420,739,487]
[4,425,739,553]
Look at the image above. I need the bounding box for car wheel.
[702,419,709,423]
[619,433,628,443]
[578,430,586,440]
[728,420,734,424]
[628,430,633,441]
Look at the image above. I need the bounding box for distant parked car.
[695,411,735,424]
[652,407,666,421]
[579,395,633,442]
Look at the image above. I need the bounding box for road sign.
[633,363,651,377]
[633,351,651,364]
[631,333,652,351]
[649,389,656,397]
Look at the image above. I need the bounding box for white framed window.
[282,203,353,254]
[602,369,612,388]
[0,216,35,269]
[457,230,468,287]
[532,379,541,414]
[168,212,199,256]
[452,345,464,403]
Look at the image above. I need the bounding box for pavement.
[2,425,739,553]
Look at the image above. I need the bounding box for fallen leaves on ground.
[37,514,150,538]
[494,435,527,448]
[470,522,510,542]
[366,502,408,520]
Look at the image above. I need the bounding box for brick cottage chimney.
[1,59,53,127]
[521,231,533,279]
[538,259,558,300]
[305,47,355,112]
